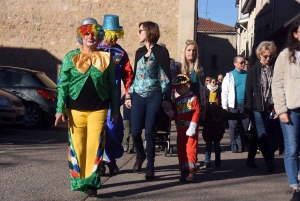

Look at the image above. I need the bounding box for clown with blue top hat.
[97,14,134,176]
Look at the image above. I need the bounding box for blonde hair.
[180,39,200,76]
[104,30,124,41]
[255,41,277,59]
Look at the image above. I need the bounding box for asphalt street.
[0,122,292,201]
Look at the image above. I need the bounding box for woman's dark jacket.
[132,44,171,101]
[244,60,274,114]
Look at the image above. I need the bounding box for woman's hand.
[279,112,290,124]
[111,114,118,124]
[55,113,65,126]
[125,99,132,109]
[162,101,172,111]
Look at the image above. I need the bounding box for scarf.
[207,84,218,92]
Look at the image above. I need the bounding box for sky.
[198,0,238,27]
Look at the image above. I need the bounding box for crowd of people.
[54,15,300,201]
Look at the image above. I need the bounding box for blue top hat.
[102,14,123,31]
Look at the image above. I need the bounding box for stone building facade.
[0,0,198,82]
[197,18,236,77]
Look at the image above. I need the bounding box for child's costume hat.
[173,74,190,86]
[102,14,123,30]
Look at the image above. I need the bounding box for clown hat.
[102,14,123,30]
[80,17,99,26]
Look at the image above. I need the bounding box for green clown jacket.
[56,48,118,115]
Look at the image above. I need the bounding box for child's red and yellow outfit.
[174,92,200,170]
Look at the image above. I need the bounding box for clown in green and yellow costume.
[55,18,118,196]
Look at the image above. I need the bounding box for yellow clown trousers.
[67,109,107,193]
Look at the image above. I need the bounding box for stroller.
[144,107,174,156]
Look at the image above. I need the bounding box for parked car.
[0,65,58,128]
[0,89,26,127]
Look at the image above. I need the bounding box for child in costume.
[55,18,118,197]
[97,15,133,176]
[121,94,134,153]
[202,104,244,168]
[165,74,200,182]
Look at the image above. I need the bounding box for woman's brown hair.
[287,20,300,64]
[139,21,160,44]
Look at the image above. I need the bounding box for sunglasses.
[206,79,210,81]
[262,55,273,59]
[236,61,245,65]
[138,29,145,34]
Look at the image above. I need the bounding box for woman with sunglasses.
[244,41,277,172]
[126,21,172,180]
[272,20,300,201]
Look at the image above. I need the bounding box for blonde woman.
[170,40,206,115]
[244,41,277,172]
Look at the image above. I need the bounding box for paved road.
[0,123,291,201]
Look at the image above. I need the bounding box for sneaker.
[266,160,276,173]
[123,145,129,152]
[290,189,300,201]
[185,170,195,183]
[133,154,146,172]
[145,166,154,180]
[231,143,238,153]
[203,162,210,168]
[246,160,258,168]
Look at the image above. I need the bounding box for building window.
[212,55,217,70]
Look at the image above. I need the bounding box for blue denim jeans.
[247,111,273,162]
[131,92,162,167]
[280,108,300,188]
[204,140,221,165]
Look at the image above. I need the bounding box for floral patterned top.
[129,52,171,98]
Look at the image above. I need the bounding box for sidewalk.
[86,127,289,201]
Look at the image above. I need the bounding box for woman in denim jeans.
[272,20,300,201]
[244,41,277,173]
[126,21,172,180]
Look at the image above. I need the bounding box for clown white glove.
[164,109,174,118]
[186,122,197,137]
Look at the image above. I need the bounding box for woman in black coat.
[244,41,277,172]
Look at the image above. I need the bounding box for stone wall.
[0,0,180,81]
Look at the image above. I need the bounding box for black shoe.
[99,164,106,176]
[215,162,222,169]
[266,160,276,173]
[145,166,154,180]
[127,146,134,154]
[179,170,189,182]
[290,190,300,201]
[246,160,258,168]
[133,154,146,172]
[86,185,97,197]
[107,160,119,176]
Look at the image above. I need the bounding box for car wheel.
[23,105,43,128]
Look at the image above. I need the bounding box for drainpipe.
[271,0,275,33]
[238,23,249,57]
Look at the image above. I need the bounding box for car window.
[33,73,57,89]
[0,71,22,86]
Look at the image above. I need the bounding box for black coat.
[132,44,171,101]
[244,60,274,114]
